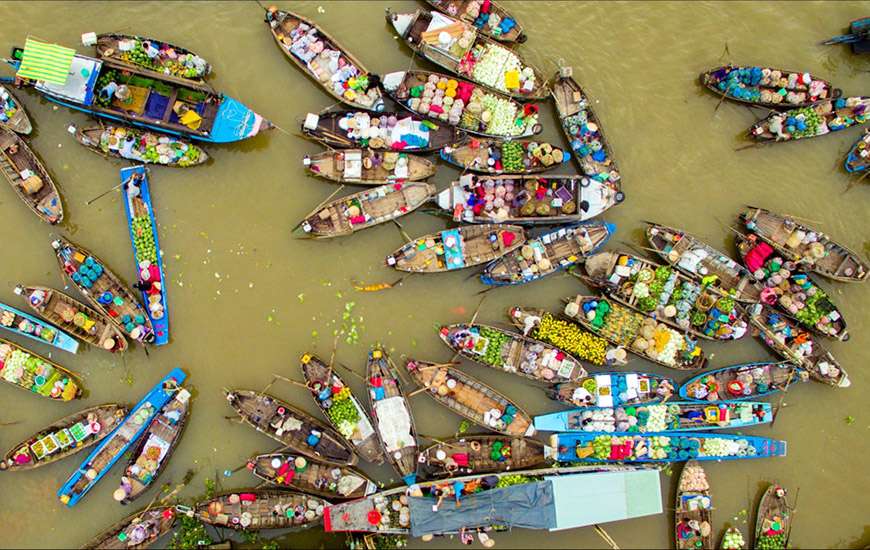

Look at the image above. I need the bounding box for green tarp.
[17,38,75,84]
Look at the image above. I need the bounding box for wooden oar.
[594,524,620,550]
[84,173,136,205]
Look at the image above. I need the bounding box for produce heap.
[684,366,781,401]
[131,216,158,264]
[763,98,869,140]
[581,434,760,461]
[0,89,20,124]
[710,66,830,105]
[473,326,510,366]
[563,98,620,185]
[528,312,608,365]
[494,474,536,489]
[571,403,677,433]
[94,69,120,108]
[455,140,565,173]
[573,373,674,407]
[721,529,746,550]
[462,43,537,96]
[322,386,362,440]
[0,309,57,344]
[0,342,79,400]
[118,39,209,79]
[98,127,204,167]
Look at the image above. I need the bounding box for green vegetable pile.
[756,533,786,550]
[325,387,360,438]
[531,312,608,365]
[495,474,533,488]
[131,215,158,263]
[793,288,834,327]
[94,69,120,107]
[788,106,821,138]
[477,326,510,366]
[500,141,525,172]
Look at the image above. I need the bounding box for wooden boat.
[265,8,384,112]
[299,353,383,464]
[563,294,708,370]
[645,222,763,303]
[58,368,186,507]
[749,96,870,141]
[0,83,32,134]
[845,129,870,172]
[675,461,714,550]
[225,390,356,466]
[0,129,63,224]
[121,166,169,345]
[51,237,155,345]
[482,222,615,286]
[754,484,793,549]
[14,285,128,353]
[436,174,622,224]
[0,301,79,353]
[301,110,462,152]
[366,348,418,484]
[747,303,849,388]
[404,359,535,437]
[720,526,746,550]
[822,16,870,54]
[581,251,750,342]
[387,9,547,100]
[679,361,807,402]
[386,224,526,273]
[700,65,836,108]
[193,489,329,530]
[440,138,565,174]
[0,338,82,401]
[552,66,622,188]
[83,506,176,549]
[739,206,869,282]
[734,233,848,341]
[1,404,126,471]
[249,453,377,500]
[382,70,542,139]
[439,323,587,383]
[305,149,436,184]
[70,124,208,167]
[116,387,191,504]
[93,33,211,82]
[547,371,676,408]
[423,0,526,43]
[417,435,551,480]
[299,181,435,238]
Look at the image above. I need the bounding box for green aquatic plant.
[168,516,213,549]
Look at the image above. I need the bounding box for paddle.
[84,174,135,205]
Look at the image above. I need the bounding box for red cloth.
[501,231,516,247]
[482,0,491,13]
[451,453,470,467]
[744,241,774,272]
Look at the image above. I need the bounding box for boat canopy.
[16,38,76,84]
[34,55,101,106]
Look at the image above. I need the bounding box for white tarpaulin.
[373,396,414,452]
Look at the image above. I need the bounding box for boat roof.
[34,54,101,105]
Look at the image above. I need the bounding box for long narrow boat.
[581,251,749,342]
[436,174,622,224]
[264,8,384,112]
[225,390,356,466]
[70,124,208,167]
[248,453,377,500]
[382,70,542,139]
[0,128,63,224]
[386,224,526,273]
[482,223,615,286]
[121,166,169,345]
[58,368,186,507]
[52,237,155,345]
[304,149,436,184]
[0,301,79,353]
[0,338,82,401]
[424,0,526,43]
[822,16,870,53]
[720,527,747,550]
[116,387,191,504]
[299,181,435,238]
[547,371,675,409]
[679,361,807,402]
[366,348,417,484]
[404,359,535,437]
[0,83,32,134]
[749,96,870,141]
[192,489,329,531]
[83,506,176,550]
[438,323,587,383]
[645,222,763,302]
[552,66,622,189]
[739,206,869,283]
[93,33,211,82]
[301,110,462,152]
[676,461,714,550]
[1,404,126,471]
[387,9,547,100]
[14,285,128,353]
[417,435,551,480]
[754,484,793,549]
[700,65,835,108]
[845,130,870,172]
[440,138,566,175]
[563,295,707,370]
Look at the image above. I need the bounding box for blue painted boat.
[0,302,79,353]
[551,431,786,463]
[534,401,773,433]
[822,17,870,53]
[120,166,168,345]
[845,130,869,173]
[57,368,186,507]
[678,361,806,402]
[548,371,676,408]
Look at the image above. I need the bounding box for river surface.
[1,1,869,548]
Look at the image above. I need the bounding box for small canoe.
[386,224,526,273]
[747,303,849,388]
[116,387,191,504]
[754,484,793,549]
[299,181,435,238]
[440,138,566,175]
[249,453,377,500]
[823,16,870,53]
[265,8,384,112]
[645,222,763,302]
[194,489,329,530]
[424,0,526,43]
[679,361,806,402]
[1,404,126,471]
[749,96,870,141]
[14,285,128,353]
[225,390,357,466]
[739,206,869,282]
[94,33,211,82]
[301,110,463,152]
[563,295,707,370]
[83,506,176,550]
[735,233,848,340]
[552,67,622,188]
[436,174,622,225]
[845,129,870,172]
[547,371,676,409]
[720,526,747,550]
[305,149,436,185]
[700,65,836,108]
[51,237,155,345]
[387,9,547,100]
[0,83,32,134]
[676,461,714,550]
[382,70,542,139]
[0,301,79,353]
[121,166,169,345]
[581,251,750,342]
[70,124,208,167]
[417,435,551,480]
[0,129,63,224]
[404,359,535,437]
[299,354,384,464]
[439,323,587,383]
[0,338,82,401]
[507,306,621,367]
